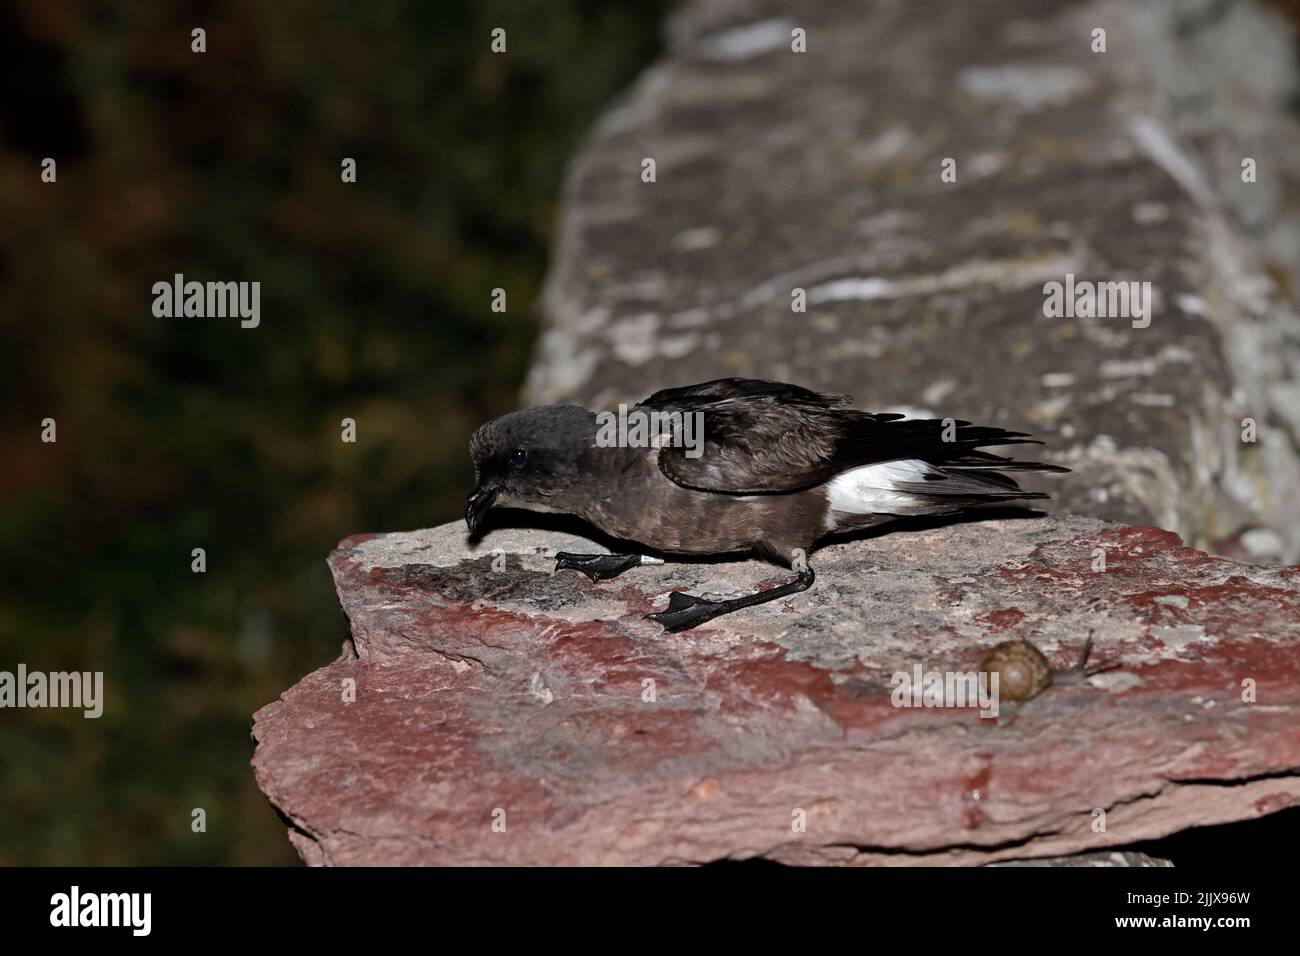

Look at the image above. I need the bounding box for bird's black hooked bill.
[464,485,497,537]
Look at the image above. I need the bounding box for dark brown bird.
[466,378,1066,631]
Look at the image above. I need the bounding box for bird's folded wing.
[639,377,853,411]
[637,377,1049,495]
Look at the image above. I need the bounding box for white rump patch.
[826,459,934,518]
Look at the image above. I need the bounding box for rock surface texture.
[527,0,1300,561]
[251,516,1300,865]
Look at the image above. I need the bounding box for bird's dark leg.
[647,549,815,633]
[554,552,657,583]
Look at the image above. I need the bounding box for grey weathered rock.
[251,515,1300,866]
[526,0,1300,560]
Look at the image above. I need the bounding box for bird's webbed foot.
[646,591,735,632]
[554,552,645,582]
[647,556,816,633]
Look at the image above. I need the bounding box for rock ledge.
[252,514,1300,865]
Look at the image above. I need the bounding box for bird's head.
[465,405,598,535]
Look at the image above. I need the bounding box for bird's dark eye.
[509,448,528,465]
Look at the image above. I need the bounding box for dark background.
[0,0,666,865]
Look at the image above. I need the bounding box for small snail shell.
[980,639,1051,702]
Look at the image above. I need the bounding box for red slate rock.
[250,515,1300,865]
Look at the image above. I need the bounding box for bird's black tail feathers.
[894,444,1067,507]
[862,423,1069,507]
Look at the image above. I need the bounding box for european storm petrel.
[466,378,1066,632]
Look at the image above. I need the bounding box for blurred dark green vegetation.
[0,0,666,864]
